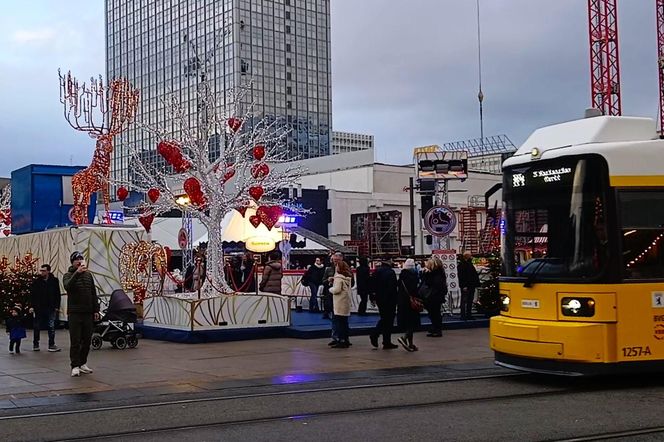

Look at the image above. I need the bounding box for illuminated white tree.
[117,61,302,295]
[0,184,10,237]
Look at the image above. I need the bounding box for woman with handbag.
[397,259,422,352]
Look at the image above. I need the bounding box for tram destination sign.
[508,163,575,191]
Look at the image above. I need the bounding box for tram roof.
[503,116,664,178]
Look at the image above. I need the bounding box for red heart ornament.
[183,177,201,198]
[249,185,264,201]
[235,206,248,217]
[139,213,155,232]
[249,215,262,228]
[158,140,191,173]
[2,229,10,237]
[251,163,270,180]
[117,187,129,201]
[257,205,282,230]
[253,145,266,161]
[147,188,160,203]
[227,117,242,133]
[222,167,236,183]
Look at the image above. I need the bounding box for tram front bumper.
[490,315,609,362]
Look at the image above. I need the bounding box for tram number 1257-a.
[622,346,652,357]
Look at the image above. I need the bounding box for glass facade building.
[106,0,332,184]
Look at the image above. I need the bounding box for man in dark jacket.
[30,264,62,352]
[63,251,100,377]
[356,257,371,315]
[458,251,481,320]
[369,260,399,349]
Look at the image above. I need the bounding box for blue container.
[10,164,97,234]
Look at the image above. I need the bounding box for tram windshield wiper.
[520,258,565,288]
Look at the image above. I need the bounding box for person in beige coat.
[328,261,352,348]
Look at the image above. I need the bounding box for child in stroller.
[91,289,138,350]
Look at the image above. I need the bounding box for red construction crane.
[588,0,622,115]
[657,0,664,136]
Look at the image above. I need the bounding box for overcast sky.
[0,1,659,176]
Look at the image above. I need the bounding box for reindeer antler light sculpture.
[59,70,139,224]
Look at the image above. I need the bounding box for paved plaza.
[0,327,491,406]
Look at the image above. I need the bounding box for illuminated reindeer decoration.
[59,70,139,224]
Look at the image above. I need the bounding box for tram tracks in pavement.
[0,371,525,421]
[549,426,664,441]
[3,371,599,441]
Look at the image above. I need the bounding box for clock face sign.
[424,206,457,237]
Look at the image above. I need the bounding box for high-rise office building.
[106,0,332,184]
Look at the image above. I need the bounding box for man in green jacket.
[63,251,100,377]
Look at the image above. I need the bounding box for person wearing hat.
[63,251,100,377]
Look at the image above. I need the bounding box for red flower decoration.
[117,187,129,201]
[253,145,266,161]
[147,188,160,203]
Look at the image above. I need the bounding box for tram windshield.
[502,155,609,281]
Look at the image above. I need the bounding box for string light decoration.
[59,70,140,224]
[0,253,39,320]
[119,241,168,303]
[626,232,664,269]
[116,41,304,295]
[0,184,11,237]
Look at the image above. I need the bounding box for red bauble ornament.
[235,206,248,217]
[249,215,262,228]
[147,188,160,203]
[227,118,242,133]
[117,187,129,201]
[139,213,155,232]
[249,185,264,201]
[251,163,270,180]
[252,145,266,161]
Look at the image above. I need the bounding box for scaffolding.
[369,215,402,256]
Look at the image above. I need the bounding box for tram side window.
[621,191,664,280]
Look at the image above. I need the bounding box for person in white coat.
[329,261,353,348]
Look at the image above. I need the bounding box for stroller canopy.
[104,289,137,323]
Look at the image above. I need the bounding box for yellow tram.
[490,115,664,375]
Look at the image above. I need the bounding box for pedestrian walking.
[30,264,62,352]
[6,304,27,354]
[458,251,480,321]
[356,256,371,315]
[63,251,100,377]
[259,251,283,294]
[421,256,447,337]
[369,259,399,350]
[329,261,353,348]
[397,259,421,351]
[302,257,325,312]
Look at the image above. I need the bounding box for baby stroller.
[91,289,138,350]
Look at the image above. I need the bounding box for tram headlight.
[501,295,511,312]
[561,297,595,317]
